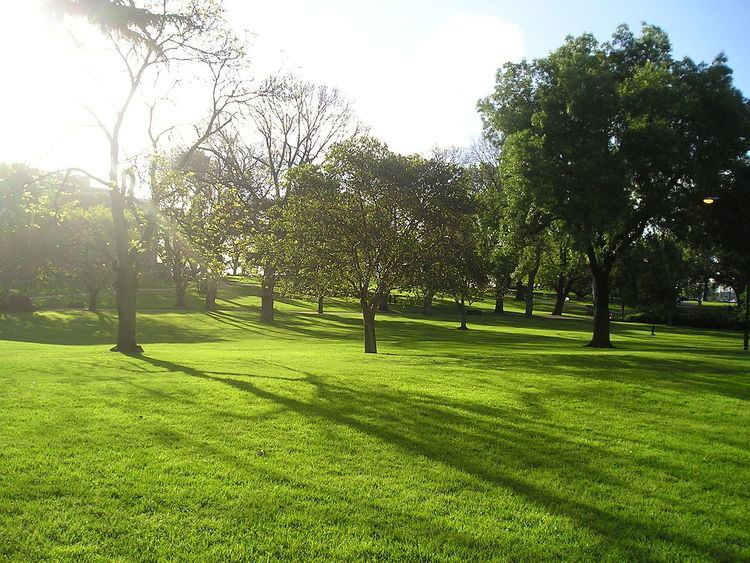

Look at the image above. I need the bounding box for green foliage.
[479,23,750,343]
[0,164,110,298]
[637,233,688,318]
[284,138,424,306]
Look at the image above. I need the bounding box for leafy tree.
[60,204,114,311]
[410,156,475,316]
[537,229,588,316]
[700,162,750,349]
[480,24,750,347]
[439,219,490,330]
[209,75,359,324]
[54,0,248,353]
[283,138,422,353]
[638,233,688,329]
[470,139,517,315]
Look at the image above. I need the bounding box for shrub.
[0,292,35,312]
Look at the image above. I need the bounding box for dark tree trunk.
[494,294,504,314]
[423,290,434,316]
[553,275,575,317]
[175,284,187,309]
[110,186,142,354]
[744,284,749,351]
[205,280,218,311]
[666,309,674,326]
[379,290,390,312]
[362,307,377,354]
[317,293,324,314]
[552,293,566,316]
[457,298,468,330]
[524,267,538,318]
[261,266,275,323]
[87,286,99,312]
[699,277,709,305]
[112,260,141,354]
[494,275,508,314]
[552,274,567,316]
[586,255,613,348]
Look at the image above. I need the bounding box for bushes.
[673,309,743,331]
[0,292,35,312]
[623,307,744,331]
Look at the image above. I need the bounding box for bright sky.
[1,0,748,176]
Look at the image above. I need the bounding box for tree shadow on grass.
[0,311,229,346]
[132,353,743,560]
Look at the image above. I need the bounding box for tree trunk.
[744,284,749,351]
[666,309,674,326]
[112,259,141,354]
[175,284,187,309]
[587,259,613,348]
[524,267,538,318]
[494,276,507,314]
[165,235,188,309]
[423,290,434,316]
[205,279,218,311]
[552,274,566,316]
[87,286,99,312]
[379,290,390,312]
[362,307,377,354]
[699,277,709,305]
[457,298,468,330]
[317,293,324,315]
[261,266,275,323]
[494,294,504,314]
[110,185,142,354]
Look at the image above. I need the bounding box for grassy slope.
[0,285,748,561]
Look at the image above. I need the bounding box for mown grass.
[1,283,748,561]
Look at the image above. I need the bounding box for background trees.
[212,75,360,324]
[4,13,750,355]
[57,0,249,353]
[284,138,423,353]
[60,204,114,312]
[480,23,750,347]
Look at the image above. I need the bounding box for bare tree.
[58,0,247,353]
[147,34,253,309]
[241,74,361,323]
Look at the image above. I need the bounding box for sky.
[1,0,749,176]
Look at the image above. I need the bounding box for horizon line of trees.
[2,5,749,353]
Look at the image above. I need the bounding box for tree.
[221,74,360,324]
[61,204,114,312]
[0,164,58,298]
[469,138,517,315]
[284,138,422,353]
[480,24,750,347]
[638,233,687,330]
[439,219,489,330]
[700,162,750,349]
[410,156,476,317]
[537,229,587,316]
[56,0,248,352]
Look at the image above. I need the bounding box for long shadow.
[0,311,228,346]
[134,354,743,560]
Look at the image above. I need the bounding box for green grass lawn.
[1,284,748,560]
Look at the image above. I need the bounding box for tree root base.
[110,344,144,355]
